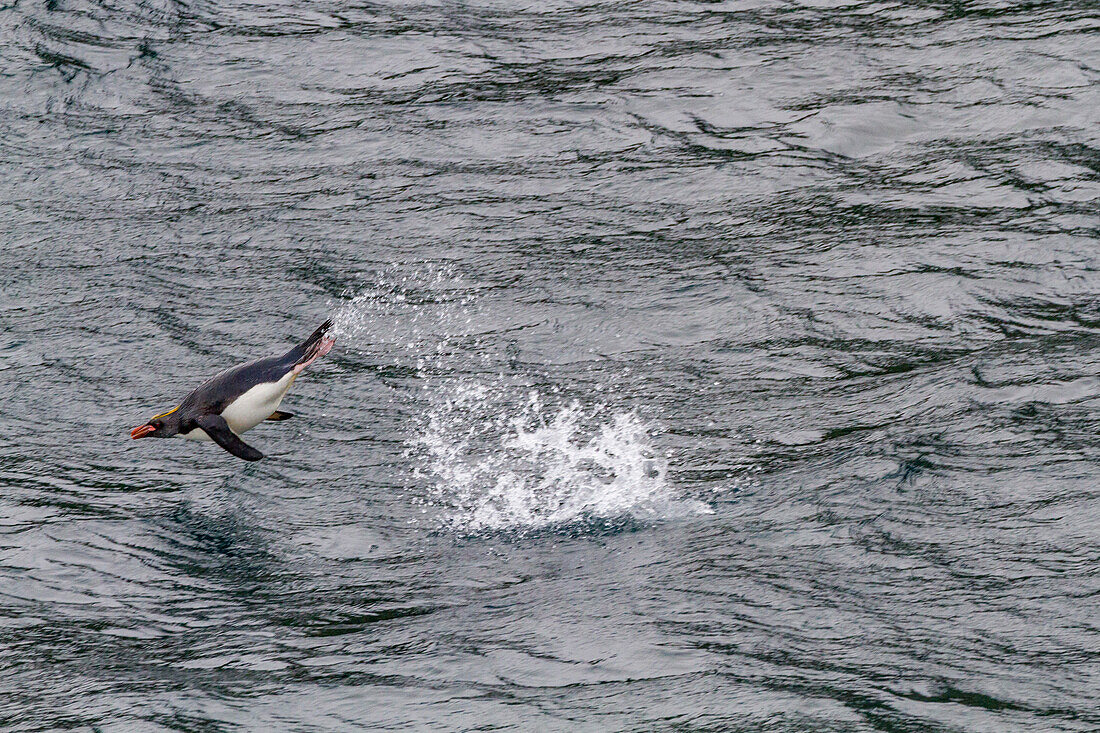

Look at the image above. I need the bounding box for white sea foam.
[412,382,712,533]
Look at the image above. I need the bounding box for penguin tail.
[286,319,335,368]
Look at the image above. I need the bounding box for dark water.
[3,0,1100,729]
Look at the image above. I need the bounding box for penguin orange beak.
[130,424,155,439]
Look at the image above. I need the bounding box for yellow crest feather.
[152,405,180,420]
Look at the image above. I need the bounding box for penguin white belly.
[221,372,297,434]
[180,372,297,441]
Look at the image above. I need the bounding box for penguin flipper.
[194,414,264,462]
[266,410,294,421]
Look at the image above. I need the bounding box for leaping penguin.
[130,320,336,461]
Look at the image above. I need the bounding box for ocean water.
[2,0,1099,730]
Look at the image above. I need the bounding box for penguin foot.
[293,336,335,374]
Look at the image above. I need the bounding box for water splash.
[330,268,713,533]
[413,382,712,533]
[328,265,477,354]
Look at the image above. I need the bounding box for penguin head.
[130,406,182,440]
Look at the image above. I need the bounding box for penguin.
[130,319,336,461]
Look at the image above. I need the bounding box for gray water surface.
[2,0,1100,730]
